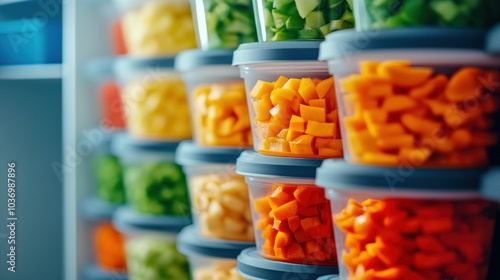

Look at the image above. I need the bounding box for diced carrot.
[344,116,367,132]
[270,88,296,106]
[367,123,405,138]
[399,218,421,234]
[480,96,499,114]
[289,115,307,132]
[326,109,338,123]
[287,243,305,260]
[274,246,287,258]
[409,78,437,99]
[312,78,322,85]
[373,266,408,279]
[261,137,291,153]
[262,225,278,245]
[274,231,293,248]
[301,217,321,232]
[415,235,447,253]
[376,134,414,150]
[270,186,295,209]
[298,205,319,217]
[367,82,393,98]
[401,113,441,136]
[451,129,472,149]
[445,263,473,276]
[412,251,458,269]
[300,104,326,122]
[274,76,289,88]
[399,147,432,166]
[252,98,273,121]
[273,219,290,232]
[424,99,452,116]
[254,197,271,214]
[404,271,427,280]
[334,215,356,233]
[294,227,313,243]
[262,239,274,255]
[283,78,301,91]
[270,104,294,127]
[298,78,318,102]
[288,216,302,232]
[421,217,454,234]
[250,80,274,98]
[372,239,404,267]
[377,61,433,87]
[363,109,388,125]
[360,61,380,75]
[348,132,378,157]
[293,187,326,207]
[382,96,418,112]
[285,129,303,142]
[277,129,288,139]
[271,200,299,221]
[316,77,334,99]
[305,121,336,138]
[256,216,271,230]
[308,98,326,108]
[289,135,315,155]
[315,138,343,150]
[457,242,483,262]
[346,234,361,251]
[445,67,483,102]
[471,132,497,147]
[353,214,375,240]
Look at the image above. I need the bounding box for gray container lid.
[317,275,340,280]
[316,160,485,191]
[84,57,115,82]
[112,206,191,234]
[110,132,180,156]
[237,248,338,279]
[236,151,325,179]
[481,168,500,201]
[114,55,177,84]
[487,24,500,55]
[83,127,123,154]
[82,264,128,280]
[175,140,248,165]
[175,49,235,72]
[80,197,122,222]
[319,28,488,61]
[233,41,321,66]
[177,225,254,259]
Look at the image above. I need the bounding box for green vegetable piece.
[286,15,306,30]
[94,154,126,204]
[295,0,322,18]
[306,10,326,28]
[298,28,322,39]
[342,20,354,28]
[430,0,460,22]
[272,9,290,28]
[328,0,343,8]
[328,1,345,20]
[274,0,294,11]
[340,9,354,22]
[272,29,297,40]
[319,22,332,36]
[330,19,343,30]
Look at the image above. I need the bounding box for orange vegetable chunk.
[251,80,274,98]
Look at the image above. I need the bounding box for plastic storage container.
[86,59,126,130]
[236,151,337,265]
[176,49,252,147]
[177,225,253,279]
[233,42,343,158]
[112,0,197,56]
[82,264,128,280]
[81,197,127,272]
[191,0,257,49]
[237,248,338,279]
[176,141,252,241]
[0,18,62,65]
[89,128,126,204]
[481,169,500,280]
[316,160,497,280]
[319,28,500,167]
[115,56,192,140]
[112,133,190,216]
[487,24,500,55]
[253,0,354,42]
[354,0,500,30]
[482,169,500,202]
[113,206,191,280]
[317,275,339,280]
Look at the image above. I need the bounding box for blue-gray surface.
[0,79,63,280]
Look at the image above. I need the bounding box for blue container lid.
[84,57,114,81]
[481,168,500,201]
[316,160,485,191]
[175,49,235,72]
[82,264,128,280]
[233,41,321,65]
[112,206,191,234]
[111,132,180,156]
[82,127,123,154]
[80,197,122,222]
[114,55,176,71]
[236,151,324,179]
[237,248,338,279]
[319,28,488,61]
[317,275,340,280]
[177,225,254,259]
[175,141,248,166]
[487,24,500,55]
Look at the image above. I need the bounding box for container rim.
[110,132,180,157]
[80,197,122,222]
[175,49,236,72]
[175,141,249,166]
[112,206,191,234]
[233,41,322,66]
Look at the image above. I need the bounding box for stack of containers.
[314,3,500,278]
[80,128,128,280]
[174,8,258,273]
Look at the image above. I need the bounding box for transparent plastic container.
[237,248,338,279]
[176,141,253,241]
[81,197,127,273]
[191,0,257,49]
[253,0,354,42]
[112,133,190,216]
[233,42,343,158]
[319,28,500,167]
[354,0,500,30]
[112,0,197,56]
[85,59,126,130]
[177,225,253,280]
[487,24,500,56]
[236,151,337,265]
[316,160,497,280]
[113,206,191,280]
[115,56,192,141]
[87,128,126,204]
[82,264,128,280]
[176,49,252,147]
[482,169,500,280]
